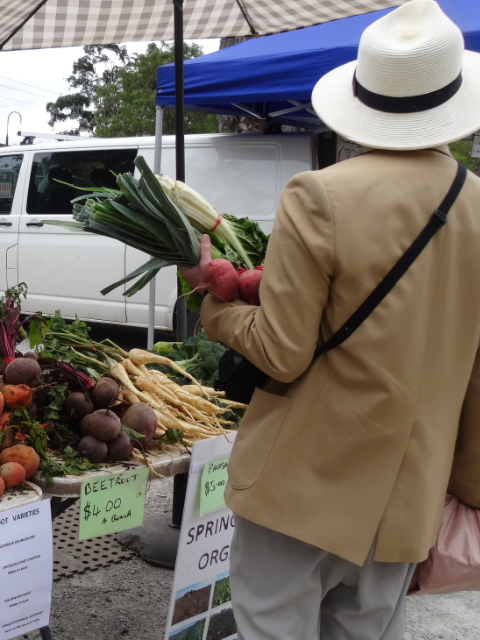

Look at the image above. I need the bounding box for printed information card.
[0,500,53,639]
[79,468,149,540]
[164,434,237,640]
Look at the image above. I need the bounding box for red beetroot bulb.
[238,268,263,305]
[203,259,239,302]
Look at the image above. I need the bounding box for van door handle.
[26,220,44,227]
[0,219,12,227]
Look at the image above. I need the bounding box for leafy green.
[222,215,269,268]
[121,425,145,440]
[162,428,188,448]
[39,449,101,485]
[151,331,225,387]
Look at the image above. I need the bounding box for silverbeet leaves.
[43,156,200,297]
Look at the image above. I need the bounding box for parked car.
[0,132,337,332]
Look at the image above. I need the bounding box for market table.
[0,483,43,512]
[31,446,191,498]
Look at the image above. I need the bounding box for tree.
[46,42,217,137]
[95,42,217,137]
[46,44,129,135]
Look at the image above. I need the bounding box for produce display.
[0,163,271,494]
[0,285,249,490]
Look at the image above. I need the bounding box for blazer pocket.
[228,387,292,490]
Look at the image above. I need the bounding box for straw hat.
[312,0,480,150]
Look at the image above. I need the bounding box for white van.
[0,132,336,332]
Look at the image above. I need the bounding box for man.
[181,1,480,638]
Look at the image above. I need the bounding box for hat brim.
[312,50,480,150]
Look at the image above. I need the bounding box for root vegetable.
[23,352,39,360]
[2,384,37,411]
[0,444,40,478]
[80,409,121,442]
[91,378,120,410]
[77,436,108,463]
[64,392,94,420]
[128,351,203,390]
[0,462,26,488]
[203,259,239,302]
[107,432,133,461]
[0,412,14,452]
[4,358,41,387]
[122,402,157,447]
[0,391,3,414]
[0,477,4,498]
[238,268,263,305]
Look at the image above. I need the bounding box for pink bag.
[408,494,480,595]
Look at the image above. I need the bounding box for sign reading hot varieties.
[164,435,238,640]
[0,500,53,639]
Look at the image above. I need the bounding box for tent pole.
[174,0,187,342]
[146,106,164,351]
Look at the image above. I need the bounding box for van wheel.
[187,311,203,336]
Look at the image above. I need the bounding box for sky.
[0,39,220,146]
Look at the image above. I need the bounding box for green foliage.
[47,42,218,137]
[171,619,205,640]
[47,44,128,135]
[152,331,225,387]
[32,310,105,379]
[162,427,188,448]
[121,425,145,440]
[39,446,101,485]
[213,577,232,607]
[449,140,480,176]
[96,42,218,137]
[222,215,269,268]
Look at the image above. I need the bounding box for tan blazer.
[201,147,480,565]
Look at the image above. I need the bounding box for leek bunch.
[43,156,261,297]
[44,156,201,296]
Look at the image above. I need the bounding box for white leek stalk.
[157,174,253,269]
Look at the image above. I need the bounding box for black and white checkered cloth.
[0,0,404,51]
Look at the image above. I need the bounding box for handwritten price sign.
[199,455,229,516]
[79,468,148,540]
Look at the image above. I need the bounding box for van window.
[27,148,137,214]
[0,155,23,214]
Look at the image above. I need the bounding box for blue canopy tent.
[156,0,480,129]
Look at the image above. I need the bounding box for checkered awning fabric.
[0,0,405,51]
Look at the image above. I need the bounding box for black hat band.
[353,70,463,114]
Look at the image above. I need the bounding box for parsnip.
[129,348,203,390]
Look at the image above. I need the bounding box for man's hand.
[179,234,212,290]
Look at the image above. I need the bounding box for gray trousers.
[230,515,416,640]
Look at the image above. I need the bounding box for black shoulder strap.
[316,162,467,356]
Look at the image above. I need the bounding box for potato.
[77,436,108,463]
[80,409,121,442]
[122,402,157,447]
[107,431,133,461]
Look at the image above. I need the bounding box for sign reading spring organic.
[79,468,148,540]
[164,435,238,640]
[0,500,53,639]
[199,455,230,516]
